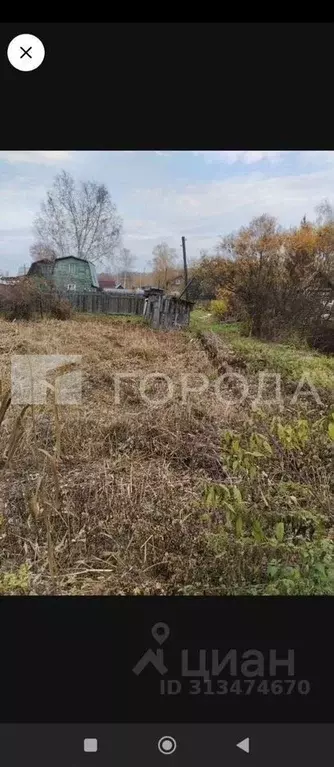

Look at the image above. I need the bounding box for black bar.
[0,724,333,767]
[0,597,332,723]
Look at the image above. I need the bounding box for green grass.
[188,308,334,596]
[190,309,334,391]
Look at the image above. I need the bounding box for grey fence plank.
[30,289,192,328]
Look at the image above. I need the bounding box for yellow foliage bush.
[209,299,229,321]
[0,564,30,594]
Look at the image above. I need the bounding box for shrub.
[0,564,30,595]
[193,214,334,345]
[197,407,334,594]
[49,295,72,320]
[310,320,334,353]
[0,278,72,321]
[209,298,229,321]
[0,279,39,319]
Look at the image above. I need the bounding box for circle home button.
[158,736,177,755]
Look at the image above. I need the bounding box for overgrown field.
[0,312,333,595]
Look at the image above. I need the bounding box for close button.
[7,34,45,72]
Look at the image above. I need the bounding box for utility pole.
[181,236,189,301]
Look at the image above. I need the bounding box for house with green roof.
[27,255,101,292]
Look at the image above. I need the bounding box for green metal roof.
[28,255,100,290]
[54,255,100,288]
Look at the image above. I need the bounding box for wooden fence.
[0,281,194,328]
[62,290,193,328]
[144,293,192,328]
[64,291,145,316]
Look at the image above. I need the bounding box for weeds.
[0,314,333,595]
[191,310,334,391]
[0,564,30,595]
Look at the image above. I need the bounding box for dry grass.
[1,315,333,595]
[0,316,234,594]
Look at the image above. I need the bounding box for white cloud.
[127,165,334,260]
[3,150,334,273]
[194,149,334,168]
[0,181,47,230]
[155,151,172,157]
[0,150,72,165]
[298,150,334,166]
[125,218,176,241]
[193,150,284,165]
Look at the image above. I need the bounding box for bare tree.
[32,170,122,264]
[315,198,334,226]
[29,241,57,262]
[152,242,177,288]
[116,247,136,288]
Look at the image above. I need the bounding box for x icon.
[8,34,44,71]
[20,46,32,59]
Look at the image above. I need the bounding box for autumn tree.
[194,215,284,334]
[193,253,230,300]
[193,212,333,344]
[32,170,122,264]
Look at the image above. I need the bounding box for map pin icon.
[152,622,170,645]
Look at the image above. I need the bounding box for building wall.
[53,258,96,292]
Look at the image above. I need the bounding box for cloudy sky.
[1,150,334,274]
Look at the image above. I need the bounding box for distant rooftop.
[99,277,116,289]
